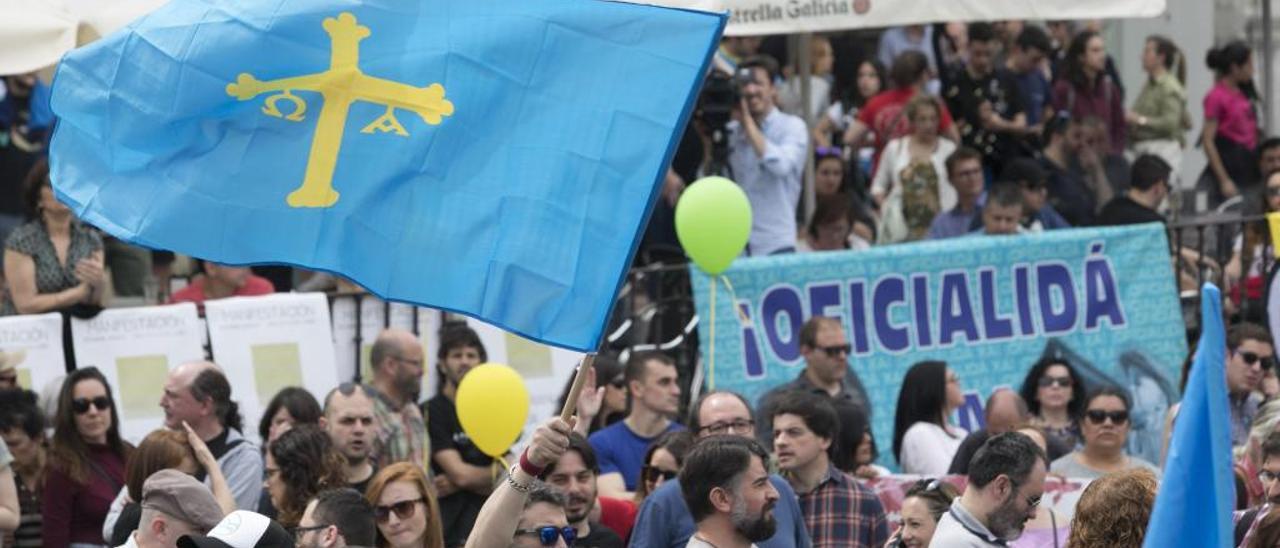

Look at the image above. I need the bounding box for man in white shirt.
[930,433,1047,547]
[682,436,779,548]
[728,55,809,256]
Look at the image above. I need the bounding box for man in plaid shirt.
[770,391,889,548]
[365,328,429,470]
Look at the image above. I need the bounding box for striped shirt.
[794,464,889,548]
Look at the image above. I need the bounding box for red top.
[169,274,275,311]
[41,444,127,548]
[597,496,638,542]
[856,87,955,171]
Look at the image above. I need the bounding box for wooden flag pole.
[559,354,597,422]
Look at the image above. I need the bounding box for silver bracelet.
[506,464,532,493]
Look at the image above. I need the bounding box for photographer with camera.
[728,55,809,256]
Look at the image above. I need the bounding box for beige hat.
[141,469,224,533]
[0,350,26,373]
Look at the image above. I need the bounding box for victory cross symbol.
[225,12,454,208]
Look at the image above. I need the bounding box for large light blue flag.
[49,0,725,351]
[1143,284,1232,548]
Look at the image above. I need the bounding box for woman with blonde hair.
[365,462,445,548]
[1066,468,1158,547]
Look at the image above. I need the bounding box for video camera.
[695,67,755,133]
[694,67,755,176]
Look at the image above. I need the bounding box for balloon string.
[708,277,716,391]
[719,275,750,326]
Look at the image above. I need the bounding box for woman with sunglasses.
[1019,358,1086,450]
[264,425,345,528]
[364,462,445,548]
[558,356,627,436]
[893,361,968,475]
[1049,387,1160,480]
[634,430,694,506]
[42,367,134,548]
[886,478,958,547]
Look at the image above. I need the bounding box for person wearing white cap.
[176,511,292,548]
[120,468,223,548]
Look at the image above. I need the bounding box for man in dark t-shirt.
[1096,154,1171,227]
[427,326,496,547]
[943,23,1028,176]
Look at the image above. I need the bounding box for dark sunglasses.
[1268,186,1280,197]
[374,497,423,523]
[1037,375,1073,388]
[72,396,111,414]
[642,465,678,484]
[817,344,852,358]
[1084,409,1129,425]
[1237,350,1277,371]
[515,526,577,546]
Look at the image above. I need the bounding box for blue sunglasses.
[515,526,576,546]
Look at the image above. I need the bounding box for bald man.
[364,329,428,471]
[160,361,262,509]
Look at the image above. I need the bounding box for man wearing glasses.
[930,432,1047,547]
[757,316,869,451]
[1226,323,1276,447]
[631,391,812,548]
[1233,431,1280,546]
[366,328,428,470]
[292,488,375,548]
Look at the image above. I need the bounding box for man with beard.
[631,391,811,548]
[542,434,624,548]
[681,436,779,548]
[426,325,495,547]
[320,383,378,493]
[293,488,376,548]
[366,328,428,470]
[1234,431,1280,545]
[930,432,1047,547]
[769,392,888,547]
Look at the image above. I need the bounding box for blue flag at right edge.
[1143,284,1232,548]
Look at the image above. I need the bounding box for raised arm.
[464,417,573,548]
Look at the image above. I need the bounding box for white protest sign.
[0,312,65,395]
[70,303,204,442]
[205,293,339,443]
[464,319,584,444]
[330,294,441,391]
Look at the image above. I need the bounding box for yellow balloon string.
[708,276,716,391]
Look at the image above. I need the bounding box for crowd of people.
[0,14,1277,548]
[0,313,1270,547]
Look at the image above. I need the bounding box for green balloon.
[675,176,752,275]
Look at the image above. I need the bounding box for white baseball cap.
[176,510,293,548]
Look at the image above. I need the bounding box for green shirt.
[1130,72,1189,146]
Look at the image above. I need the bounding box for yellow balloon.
[456,363,530,458]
